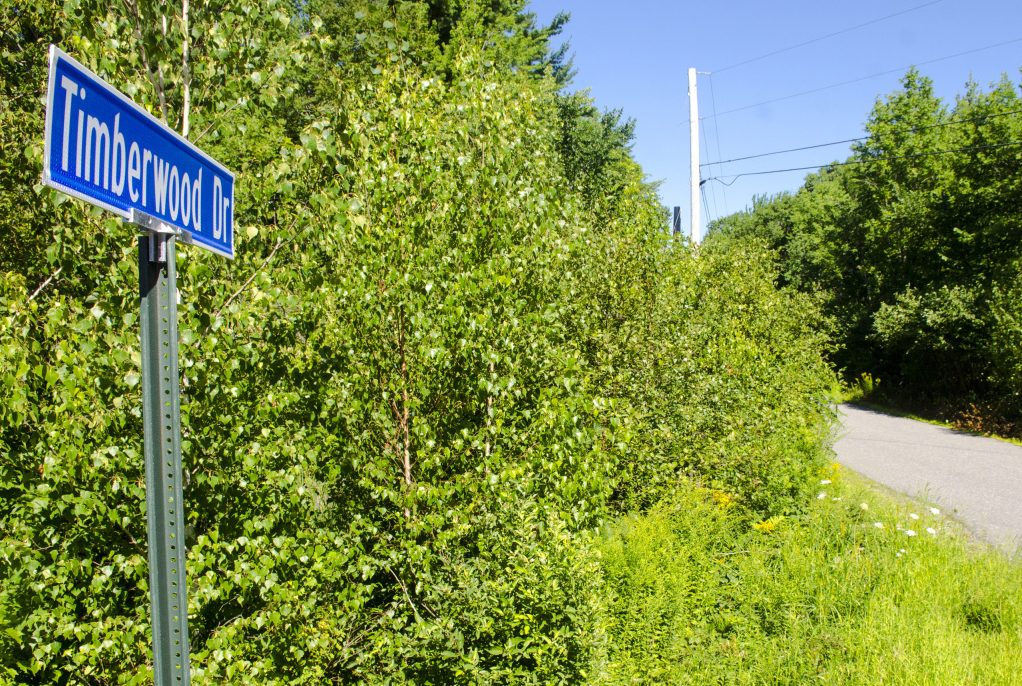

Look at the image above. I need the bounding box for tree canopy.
[709,68,1022,423]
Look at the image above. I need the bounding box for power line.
[711,37,1022,119]
[713,0,946,74]
[706,74,730,216]
[701,121,721,221]
[700,183,716,227]
[701,107,1022,167]
[705,139,1022,186]
[704,137,866,168]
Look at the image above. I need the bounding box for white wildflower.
[860,502,869,511]
[909,513,919,520]
[905,529,917,537]
[929,507,941,515]
[820,479,832,485]
[926,527,937,535]
[817,492,827,500]
[873,522,884,529]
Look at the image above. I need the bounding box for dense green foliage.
[709,69,1022,424]
[2,1,833,681]
[600,467,1022,685]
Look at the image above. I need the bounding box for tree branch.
[211,214,305,322]
[485,360,494,459]
[212,236,284,321]
[181,0,191,137]
[28,267,62,301]
[398,308,413,519]
[123,0,167,121]
[385,564,427,620]
[157,5,170,122]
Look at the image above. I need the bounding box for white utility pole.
[688,67,700,244]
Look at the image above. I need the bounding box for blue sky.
[526,0,1022,238]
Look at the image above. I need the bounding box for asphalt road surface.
[834,403,1022,555]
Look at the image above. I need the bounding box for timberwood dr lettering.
[57,75,229,239]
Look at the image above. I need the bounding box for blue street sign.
[43,46,235,259]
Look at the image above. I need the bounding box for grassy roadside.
[596,466,1022,685]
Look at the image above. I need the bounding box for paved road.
[834,403,1022,554]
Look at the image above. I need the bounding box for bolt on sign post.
[42,46,235,684]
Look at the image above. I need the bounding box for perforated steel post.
[139,230,191,685]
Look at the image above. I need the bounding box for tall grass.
[596,467,1022,685]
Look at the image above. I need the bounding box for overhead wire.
[700,183,716,228]
[705,139,1022,185]
[706,74,730,216]
[713,0,946,74]
[701,107,1022,168]
[690,2,1022,212]
[710,37,1022,118]
[704,136,866,168]
[701,122,721,221]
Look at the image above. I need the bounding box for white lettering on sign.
[45,46,234,258]
[212,175,230,240]
[58,71,206,235]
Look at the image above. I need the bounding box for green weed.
[597,468,1022,685]
[840,372,880,403]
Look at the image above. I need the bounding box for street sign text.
[43,46,235,258]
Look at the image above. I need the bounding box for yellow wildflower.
[753,516,782,533]
[711,490,735,509]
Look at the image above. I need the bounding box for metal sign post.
[138,220,190,684]
[42,45,236,684]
